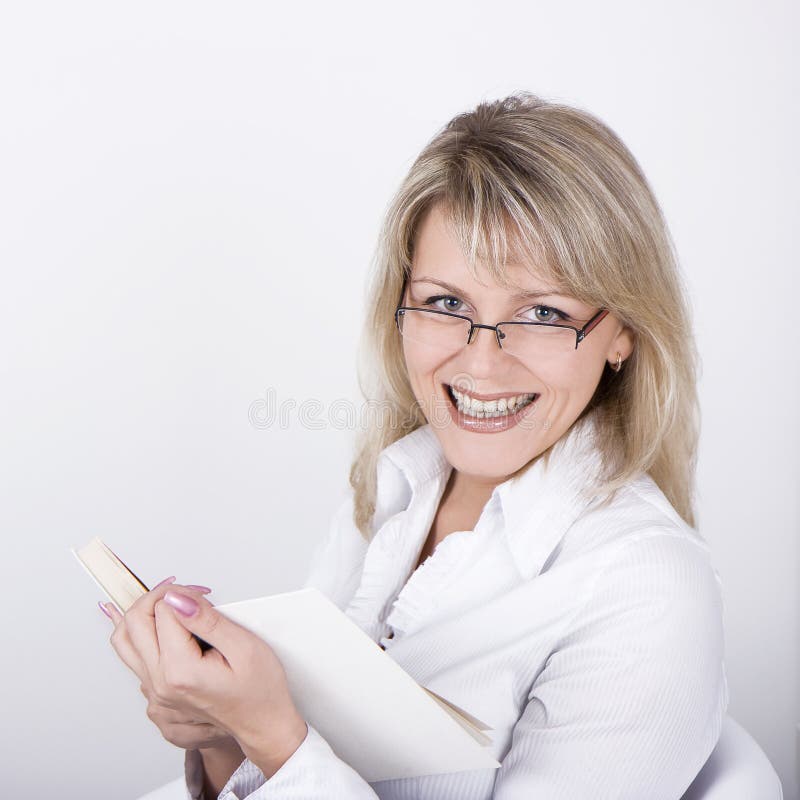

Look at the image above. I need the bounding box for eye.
[525,304,570,324]
[423,294,468,314]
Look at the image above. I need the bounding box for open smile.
[443,383,540,433]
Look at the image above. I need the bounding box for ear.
[606,324,635,368]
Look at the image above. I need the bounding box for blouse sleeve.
[491,531,730,800]
[181,723,378,800]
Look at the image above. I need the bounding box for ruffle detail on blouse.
[385,526,500,639]
[344,508,422,644]
[345,447,453,645]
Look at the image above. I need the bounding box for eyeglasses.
[394,303,609,361]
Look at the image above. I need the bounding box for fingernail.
[152,576,177,590]
[98,601,112,618]
[163,590,198,617]
[184,584,212,594]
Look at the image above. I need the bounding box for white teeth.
[449,386,536,418]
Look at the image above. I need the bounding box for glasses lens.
[397,308,471,352]
[497,322,576,360]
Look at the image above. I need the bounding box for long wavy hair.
[349,91,700,539]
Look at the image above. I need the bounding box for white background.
[0,1,796,797]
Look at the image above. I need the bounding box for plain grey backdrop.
[1,1,797,797]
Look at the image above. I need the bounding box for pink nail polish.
[163,590,199,617]
[98,601,112,618]
[152,576,177,590]
[184,584,212,594]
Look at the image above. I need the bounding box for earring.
[611,352,623,372]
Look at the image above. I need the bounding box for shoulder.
[557,476,726,670]
[563,470,710,561]
[580,529,724,631]
[556,472,725,647]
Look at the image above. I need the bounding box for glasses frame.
[394,303,609,351]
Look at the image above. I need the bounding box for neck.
[445,468,507,507]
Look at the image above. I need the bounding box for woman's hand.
[102,580,308,778]
[138,677,247,797]
[101,581,226,750]
[138,679,237,751]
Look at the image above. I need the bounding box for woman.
[104,92,729,799]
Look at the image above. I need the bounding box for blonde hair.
[349,91,700,539]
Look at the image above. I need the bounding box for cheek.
[536,351,606,401]
[401,341,455,425]
[402,340,445,389]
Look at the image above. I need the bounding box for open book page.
[217,588,500,781]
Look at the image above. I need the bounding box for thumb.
[161,590,249,662]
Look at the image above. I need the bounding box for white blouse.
[157,412,729,800]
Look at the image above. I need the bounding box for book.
[71,537,213,651]
[72,537,501,781]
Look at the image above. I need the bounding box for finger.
[140,683,227,734]
[100,600,123,622]
[158,722,233,751]
[104,601,124,626]
[153,585,229,669]
[144,693,208,725]
[159,590,256,670]
[123,578,183,679]
[153,596,203,674]
[104,602,148,681]
[153,594,231,681]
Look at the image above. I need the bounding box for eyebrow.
[409,277,567,303]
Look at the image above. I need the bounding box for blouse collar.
[370,424,452,539]
[494,412,606,579]
[371,411,606,581]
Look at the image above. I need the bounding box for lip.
[443,383,540,434]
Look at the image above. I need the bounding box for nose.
[461,324,505,374]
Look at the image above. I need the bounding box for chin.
[436,433,542,480]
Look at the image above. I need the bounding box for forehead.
[411,204,565,297]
